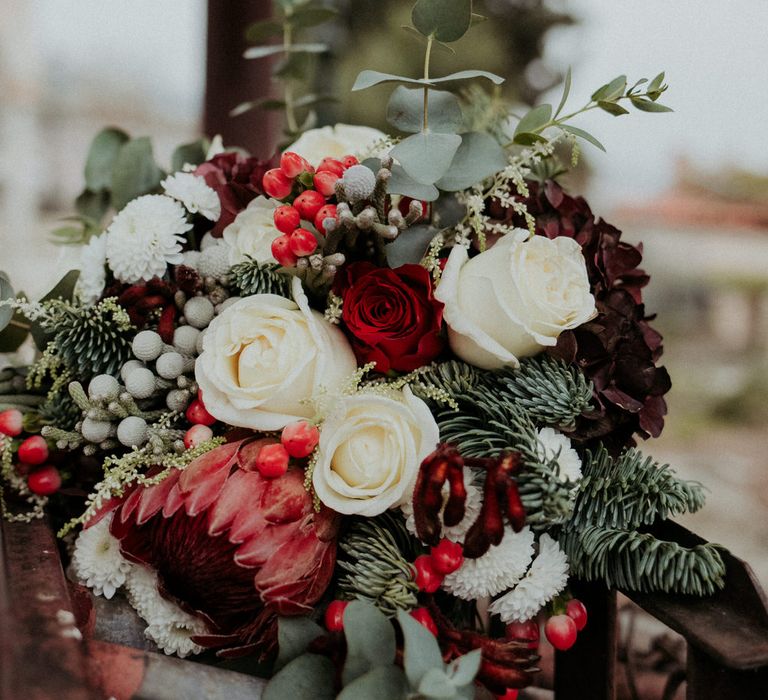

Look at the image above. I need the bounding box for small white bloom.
[536,427,582,483]
[206,134,225,160]
[222,196,280,265]
[105,195,192,283]
[76,234,108,305]
[286,124,388,166]
[442,527,535,599]
[71,514,132,599]
[489,533,569,623]
[162,172,221,221]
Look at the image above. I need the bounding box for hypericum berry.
[545,614,578,651]
[413,554,444,593]
[0,409,23,437]
[566,599,588,631]
[313,170,340,197]
[27,465,61,496]
[255,443,290,478]
[496,690,519,700]
[341,155,359,169]
[289,228,318,257]
[280,151,311,179]
[293,189,326,221]
[505,620,540,649]
[186,399,216,427]
[313,204,337,234]
[281,421,320,458]
[184,424,214,449]
[271,235,299,267]
[17,436,49,466]
[430,539,464,575]
[263,168,293,199]
[317,157,345,177]
[410,608,438,636]
[324,600,348,632]
[273,205,301,234]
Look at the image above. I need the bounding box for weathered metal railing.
[2,516,767,699]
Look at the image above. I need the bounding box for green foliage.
[229,258,292,297]
[0,272,15,333]
[342,600,397,685]
[264,654,336,700]
[275,617,325,671]
[411,0,473,43]
[384,223,439,267]
[84,127,130,191]
[387,86,464,134]
[391,132,461,185]
[110,137,164,211]
[435,132,509,191]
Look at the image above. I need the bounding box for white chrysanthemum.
[536,427,582,483]
[76,234,108,305]
[442,527,535,600]
[125,565,208,658]
[105,194,192,283]
[71,514,132,599]
[489,533,569,623]
[402,468,482,543]
[162,172,221,221]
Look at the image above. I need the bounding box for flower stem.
[283,14,299,135]
[422,35,434,132]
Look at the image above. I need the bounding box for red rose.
[335,262,445,373]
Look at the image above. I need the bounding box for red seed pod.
[273,205,301,234]
[430,539,464,575]
[410,608,438,636]
[280,151,309,179]
[186,400,216,427]
[317,157,345,177]
[544,614,578,651]
[324,599,348,632]
[505,619,540,649]
[17,436,49,466]
[293,189,326,221]
[496,690,519,700]
[413,554,444,593]
[0,409,23,437]
[263,168,293,199]
[313,204,338,234]
[281,421,320,458]
[271,235,299,267]
[566,599,588,631]
[27,465,61,496]
[184,424,214,449]
[255,443,290,478]
[288,228,318,257]
[313,170,340,197]
[341,155,359,169]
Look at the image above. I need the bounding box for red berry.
[280,151,311,179]
[27,465,61,496]
[281,421,320,458]
[289,228,318,257]
[0,409,23,437]
[313,171,340,197]
[313,204,337,234]
[430,539,464,575]
[545,614,578,651]
[17,436,48,466]
[317,157,345,177]
[293,189,326,221]
[496,690,519,700]
[324,600,348,632]
[413,554,444,593]
[341,155,359,169]
[273,205,301,234]
[256,443,290,478]
[263,168,293,199]
[184,424,214,449]
[566,599,588,631]
[505,620,540,649]
[410,608,438,636]
[271,235,299,267]
[186,399,216,427]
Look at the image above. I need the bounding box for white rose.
[223,196,281,265]
[286,124,388,166]
[312,387,440,517]
[195,277,357,430]
[435,231,596,369]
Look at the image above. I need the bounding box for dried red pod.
[412,445,465,546]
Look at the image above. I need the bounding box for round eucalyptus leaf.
[412,0,472,43]
[387,86,463,134]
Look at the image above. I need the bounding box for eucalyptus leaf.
[591,75,627,102]
[512,132,548,146]
[412,0,472,42]
[400,26,456,53]
[263,654,335,700]
[630,97,673,113]
[274,51,313,79]
[597,100,629,117]
[244,19,283,43]
[84,127,129,191]
[75,189,110,224]
[514,103,552,136]
[0,306,30,353]
[110,138,163,211]
[294,93,339,108]
[429,69,504,85]
[554,67,572,119]
[448,649,482,687]
[388,165,440,201]
[418,667,456,698]
[397,610,444,688]
[560,125,606,152]
[342,600,396,686]
[435,132,507,191]
[352,70,430,91]
[171,139,208,172]
[391,132,461,185]
[28,268,82,349]
[337,666,408,700]
[275,617,325,671]
[385,224,439,267]
[244,43,327,59]
[0,272,14,332]
[290,6,338,29]
[386,86,463,134]
[647,71,666,95]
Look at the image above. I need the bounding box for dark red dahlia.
[194,151,276,236]
[108,438,339,658]
[495,180,671,453]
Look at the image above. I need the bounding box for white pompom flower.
[71,514,132,599]
[162,172,221,221]
[488,533,570,623]
[76,233,108,305]
[442,527,535,600]
[105,194,192,283]
[536,427,583,483]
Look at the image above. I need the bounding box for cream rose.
[435,231,596,369]
[223,196,281,265]
[195,278,357,430]
[286,124,388,166]
[312,387,440,517]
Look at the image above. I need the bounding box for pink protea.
[108,438,339,658]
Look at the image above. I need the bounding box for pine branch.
[229,258,292,297]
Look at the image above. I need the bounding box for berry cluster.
[543,598,588,652]
[413,538,465,593]
[323,599,439,638]
[1,409,60,496]
[249,420,320,480]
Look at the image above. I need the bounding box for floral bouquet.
[0,1,725,698]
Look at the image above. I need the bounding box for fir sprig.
[229,258,292,297]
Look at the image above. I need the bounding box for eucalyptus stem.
[422,35,434,132]
[282,14,299,135]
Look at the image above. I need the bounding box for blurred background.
[0,1,766,690]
